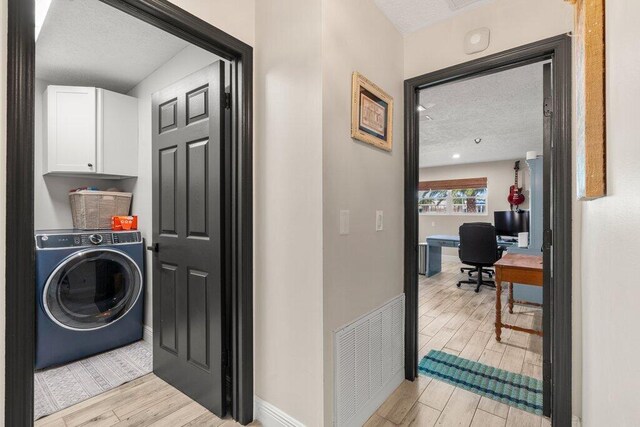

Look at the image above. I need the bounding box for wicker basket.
[69,191,132,229]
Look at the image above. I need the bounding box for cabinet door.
[45,86,96,173]
[98,89,138,177]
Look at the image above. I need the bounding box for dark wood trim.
[419,177,488,191]
[5,0,254,424]
[404,35,572,426]
[404,76,419,381]
[5,0,36,425]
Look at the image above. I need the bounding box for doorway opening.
[6,0,253,425]
[403,35,572,426]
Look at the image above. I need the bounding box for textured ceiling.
[374,0,493,34]
[36,0,190,93]
[419,62,545,168]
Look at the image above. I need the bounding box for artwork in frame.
[566,0,607,199]
[351,72,393,151]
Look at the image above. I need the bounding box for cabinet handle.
[88,163,93,168]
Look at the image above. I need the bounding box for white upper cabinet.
[43,85,138,178]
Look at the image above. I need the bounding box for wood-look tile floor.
[35,373,258,427]
[367,261,548,427]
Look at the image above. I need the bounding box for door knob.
[88,163,93,168]
[146,243,159,253]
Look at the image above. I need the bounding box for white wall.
[404,0,573,78]
[321,0,404,424]
[580,2,640,426]
[33,79,126,230]
[126,44,223,328]
[254,0,325,425]
[419,159,529,255]
[403,0,581,418]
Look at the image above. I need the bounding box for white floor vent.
[334,294,405,427]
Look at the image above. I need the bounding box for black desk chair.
[457,223,504,293]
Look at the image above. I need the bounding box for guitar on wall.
[507,160,525,210]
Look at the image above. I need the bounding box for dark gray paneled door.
[151,62,227,416]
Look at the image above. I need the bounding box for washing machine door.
[44,248,142,331]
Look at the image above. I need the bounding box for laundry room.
[33,0,229,422]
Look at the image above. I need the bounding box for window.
[418,178,488,215]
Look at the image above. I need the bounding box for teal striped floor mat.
[419,350,543,415]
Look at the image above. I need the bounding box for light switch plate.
[376,210,383,231]
[340,210,349,235]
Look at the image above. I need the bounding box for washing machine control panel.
[36,231,141,249]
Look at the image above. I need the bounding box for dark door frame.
[5,0,254,425]
[403,34,572,426]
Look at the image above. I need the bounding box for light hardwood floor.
[37,261,544,427]
[34,373,258,427]
[367,261,548,427]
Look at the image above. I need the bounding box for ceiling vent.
[445,0,484,11]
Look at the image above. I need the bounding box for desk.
[425,235,516,277]
[494,253,543,342]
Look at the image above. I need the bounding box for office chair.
[457,223,504,293]
[460,266,494,278]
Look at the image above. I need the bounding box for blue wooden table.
[425,235,516,277]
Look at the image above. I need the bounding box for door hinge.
[544,96,553,117]
[543,229,553,250]
[224,92,231,110]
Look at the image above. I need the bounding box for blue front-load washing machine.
[35,229,144,370]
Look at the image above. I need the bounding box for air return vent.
[445,0,485,11]
[334,294,404,426]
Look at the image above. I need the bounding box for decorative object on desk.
[518,232,529,248]
[351,72,393,151]
[419,350,543,415]
[507,160,525,210]
[566,0,606,199]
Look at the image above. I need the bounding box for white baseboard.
[572,415,582,427]
[143,325,153,344]
[254,396,305,427]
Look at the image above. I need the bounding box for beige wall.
[419,159,529,255]
[404,0,573,79]
[0,0,6,423]
[168,0,255,47]
[580,2,640,425]
[321,0,404,424]
[255,0,325,425]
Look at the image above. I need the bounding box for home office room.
[413,60,550,422]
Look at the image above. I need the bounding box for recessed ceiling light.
[474,138,482,144]
[417,105,426,112]
[452,153,461,159]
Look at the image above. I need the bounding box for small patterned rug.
[419,350,543,415]
[34,340,152,420]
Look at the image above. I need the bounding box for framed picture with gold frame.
[351,72,393,151]
[566,0,607,199]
